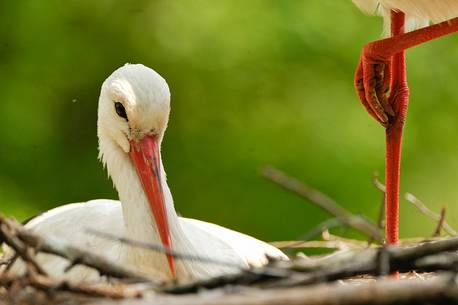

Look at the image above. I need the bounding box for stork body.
[2,64,287,283]
[353,0,458,27]
[353,1,458,245]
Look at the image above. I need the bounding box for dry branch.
[162,235,458,293]
[27,272,143,298]
[262,166,382,242]
[0,221,47,276]
[4,216,458,305]
[0,216,154,282]
[0,269,144,299]
[5,273,458,305]
[371,172,386,230]
[3,192,458,305]
[372,172,386,193]
[432,206,447,237]
[161,274,458,305]
[269,239,359,250]
[87,230,245,270]
[405,193,457,236]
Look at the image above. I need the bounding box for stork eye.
[114,102,128,121]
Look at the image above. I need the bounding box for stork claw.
[354,47,395,127]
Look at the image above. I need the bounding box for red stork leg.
[385,11,407,245]
[355,14,458,245]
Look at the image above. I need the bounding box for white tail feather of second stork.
[352,0,458,33]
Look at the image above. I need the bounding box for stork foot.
[354,46,395,127]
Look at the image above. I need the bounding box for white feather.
[3,200,285,282]
[352,0,458,33]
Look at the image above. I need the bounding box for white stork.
[352,0,458,245]
[2,64,287,283]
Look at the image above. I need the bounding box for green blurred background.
[1,0,457,242]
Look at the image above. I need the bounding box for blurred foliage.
[1,0,458,242]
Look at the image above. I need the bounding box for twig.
[372,176,456,237]
[164,235,458,293]
[1,254,18,275]
[87,230,291,279]
[27,267,143,299]
[262,166,382,243]
[1,267,144,299]
[0,222,47,276]
[274,236,458,288]
[269,239,360,250]
[298,218,343,241]
[0,257,11,266]
[372,172,386,193]
[405,193,457,236]
[367,173,386,246]
[432,206,447,237]
[371,172,386,230]
[5,273,458,305]
[321,232,373,249]
[87,229,248,270]
[166,274,458,305]
[277,218,344,249]
[0,216,153,282]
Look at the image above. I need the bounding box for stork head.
[97,64,176,278]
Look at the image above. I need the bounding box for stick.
[164,235,458,293]
[273,236,458,288]
[405,193,457,236]
[4,273,458,305]
[432,206,447,237]
[299,218,343,240]
[0,216,153,282]
[374,176,456,237]
[169,274,458,305]
[0,257,11,266]
[0,222,47,276]
[87,229,247,270]
[27,268,144,299]
[269,240,353,250]
[262,166,382,243]
[277,218,344,249]
[372,172,386,230]
[372,172,386,193]
[1,267,144,299]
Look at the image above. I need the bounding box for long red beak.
[129,135,176,278]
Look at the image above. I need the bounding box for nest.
[1,167,458,305]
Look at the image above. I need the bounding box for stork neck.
[99,136,224,280]
[122,163,180,243]
[99,136,180,242]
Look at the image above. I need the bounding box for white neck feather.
[98,133,224,281]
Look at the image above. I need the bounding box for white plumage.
[353,0,458,32]
[2,64,287,283]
